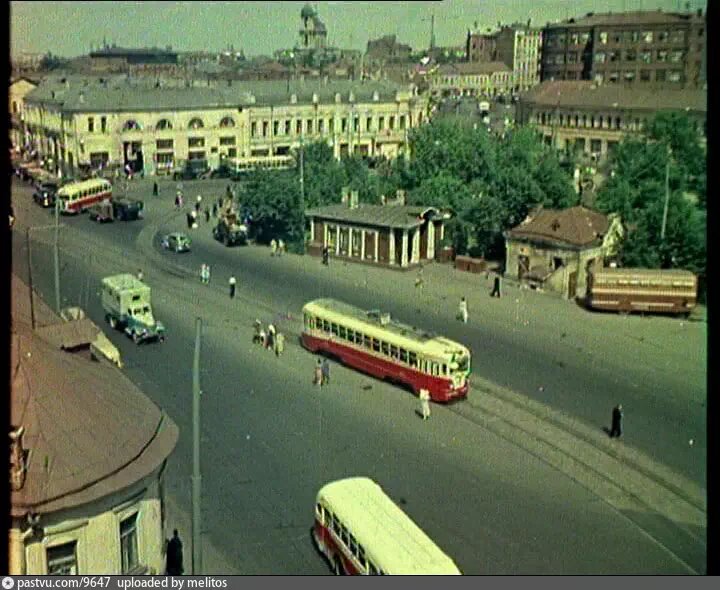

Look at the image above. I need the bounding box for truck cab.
[101,274,165,344]
[113,198,144,220]
[213,210,249,246]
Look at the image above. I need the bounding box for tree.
[295,140,346,207]
[241,170,304,244]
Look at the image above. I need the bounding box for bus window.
[390,345,399,359]
[400,349,408,363]
[339,326,347,339]
[331,323,339,336]
[381,342,389,356]
[372,339,380,352]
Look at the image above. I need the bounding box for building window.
[329,119,334,133]
[156,139,173,150]
[657,50,668,62]
[219,136,235,146]
[642,31,653,43]
[609,51,619,62]
[341,118,347,132]
[580,33,590,44]
[284,120,291,135]
[251,121,257,137]
[625,49,636,62]
[658,31,669,42]
[318,119,324,134]
[87,117,94,133]
[47,542,78,575]
[188,118,204,129]
[639,51,652,63]
[594,52,606,63]
[354,117,360,132]
[188,150,206,160]
[624,71,636,81]
[378,117,385,130]
[399,115,406,129]
[219,116,235,128]
[273,121,279,136]
[122,120,142,132]
[612,33,622,44]
[296,120,302,135]
[671,30,685,43]
[668,71,682,83]
[670,51,684,63]
[156,119,172,131]
[227,147,237,158]
[640,69,651,81]
[655,69,666,82]
[307,119,313,134]
[188,137,205,148]
[262,121,268,137]
[120,513,140,574]
[599,31,609,43]
[567,52,578,63]
[555,54,565,65]
[101,116,107,133]
[590,139,602,153]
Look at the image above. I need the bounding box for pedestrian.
[270,239,278,256]
[204,206,210,223]
[226,184,233,200]
[200,264,206,284]
[415,265,424,290]
[195,195,202,213]
[419,388,431,420]
[321,358,330,386]
[174,194,180,209]
[322,246,330,266]
[610,404,623,438]
[229,275,236,298]
[152,181,159,196]
[165,529,184,576]
[258,327,267,348]
[490,274,502,298]
[274,332,285,357]
[277,239,285,257]
[266,323,276,351]
[178,192,184,208]
[458,297,468,323]
[212,203,218,218]
[190,209,198,229]
[186,212,193,229]
[136,269,144,281]
[253,319,263,345]
[314,359,323,386]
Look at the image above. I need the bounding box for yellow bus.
[56,178,112,214]
[312,477,462,575]
[302,299,470,402]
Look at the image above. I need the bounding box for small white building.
[9,275,179,575]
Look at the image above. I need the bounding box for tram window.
[341,525,350,546]
[442,364,448,375]
[409,352,417,367]
[372,339,380,352]
[349,534,358,555]
[381,342,389,356]
[316,503,324,519]
[332,515,341,535]
[369,562,379,575]
[304,314,311,328]
[400,349,408,363]
[358,546,367,568]
[331,323,339,335]
[390,345,398,359]
[339,326,347,339]
[364,335,372,349]
[323,320,330,333]
[432,363,440,376]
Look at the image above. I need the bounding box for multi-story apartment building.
[21,76,429,177]
[518,80,706,159]
[465,31,497,63]
[494,23,542,93]
[541,9,706,88]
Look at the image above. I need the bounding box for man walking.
[321,358,330,386]
[490,273,502,298]
[419,388,431,420]
[458,297,468,323]
[266,323,276,351]
[204,207,210,223]
[322,246,330,266]
[274,332,285,357]
[195,195,202,214]
[152,181,159,196]
[314,359,323,386]
[270,239,278,257]
[610,404,623,438]
[165,529,184,575]
[277,239,285,257]
[228,275,237,298]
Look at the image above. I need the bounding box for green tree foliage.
[295,141,346,208]
[595,112,706,280]
[240,170,303,244]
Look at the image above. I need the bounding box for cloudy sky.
[11,0,706,58]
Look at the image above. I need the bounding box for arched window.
[122,120,142,132]
[188,118,204,130]
[156,119,173,131]
[219,116,235,128]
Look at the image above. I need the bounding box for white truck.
[101,274,166,344]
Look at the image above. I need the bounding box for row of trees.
[238,111,705,285]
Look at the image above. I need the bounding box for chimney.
[396,189,406,205]
[341,186,350,205]
[350,190,359,209]
[10,426,27,492]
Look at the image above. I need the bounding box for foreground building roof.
[305,203,442,229]
[545,9,704,29]
[506,206,610,248]
[10,275,178,517]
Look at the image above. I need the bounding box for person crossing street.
[228,275,237,298]
[458,297,468,323]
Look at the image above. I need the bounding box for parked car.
[88,201,114,223]
[112,198,144,221]
[161,232,191,253]
[173,160,210,181]
[33,182,59,208]
[210,165,236,179]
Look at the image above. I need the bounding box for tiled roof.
[506,205,610,247]
[545,10,704,29]
[437,61,511,75]
[521,81,707,113]
[305,204,442,229]
[10,275,178,516]
[24,77,414,112]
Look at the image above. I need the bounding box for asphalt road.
[10,176,703,574]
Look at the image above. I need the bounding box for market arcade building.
[305,189,451,269]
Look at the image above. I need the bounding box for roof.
[24,77,416,112]
[591,268,697,281]
[57,177,111,195]
[521,81,707,113]
[317,477,461,574]
[545,10,704,29]
[10,275,178,516]
[89,46,178,58]
[506,206,610,248]
[437,61,511,75]
[35,318,100,350]
[303,299,469,360]
[305,204,442,229]
[102,273,148,292]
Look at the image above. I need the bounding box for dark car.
[88,201,114,223]
[112,198,144,221]
[173,160,210,181]
[161,232,191,253]
[33,182,59,208]
[209,165,235,179]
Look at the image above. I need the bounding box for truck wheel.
[109,316,117,329]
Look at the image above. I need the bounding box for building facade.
[21,77,429,177]
[10,77,39,151]
[466,31,497,63]
[429,61,512,98]
[299,4,327,50]
[305,190,451,269]
[518,80,706,159]
[541,9,706,88]
[504,206,623,299]
[494,24,543,93]
[88,45,179,73]
[9,275,179,576]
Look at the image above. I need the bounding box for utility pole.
[25,229,36,330]
[661,144,671,241]
[191,318,203,575]
[54,195,61,313]
[299,135,305,208]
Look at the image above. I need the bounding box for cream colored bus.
[312,477,462,575]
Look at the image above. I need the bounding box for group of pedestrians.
[313,358,331,386]
[270,239,287,257]
[253,319,285,357]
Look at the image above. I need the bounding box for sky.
[10,0,707,58]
